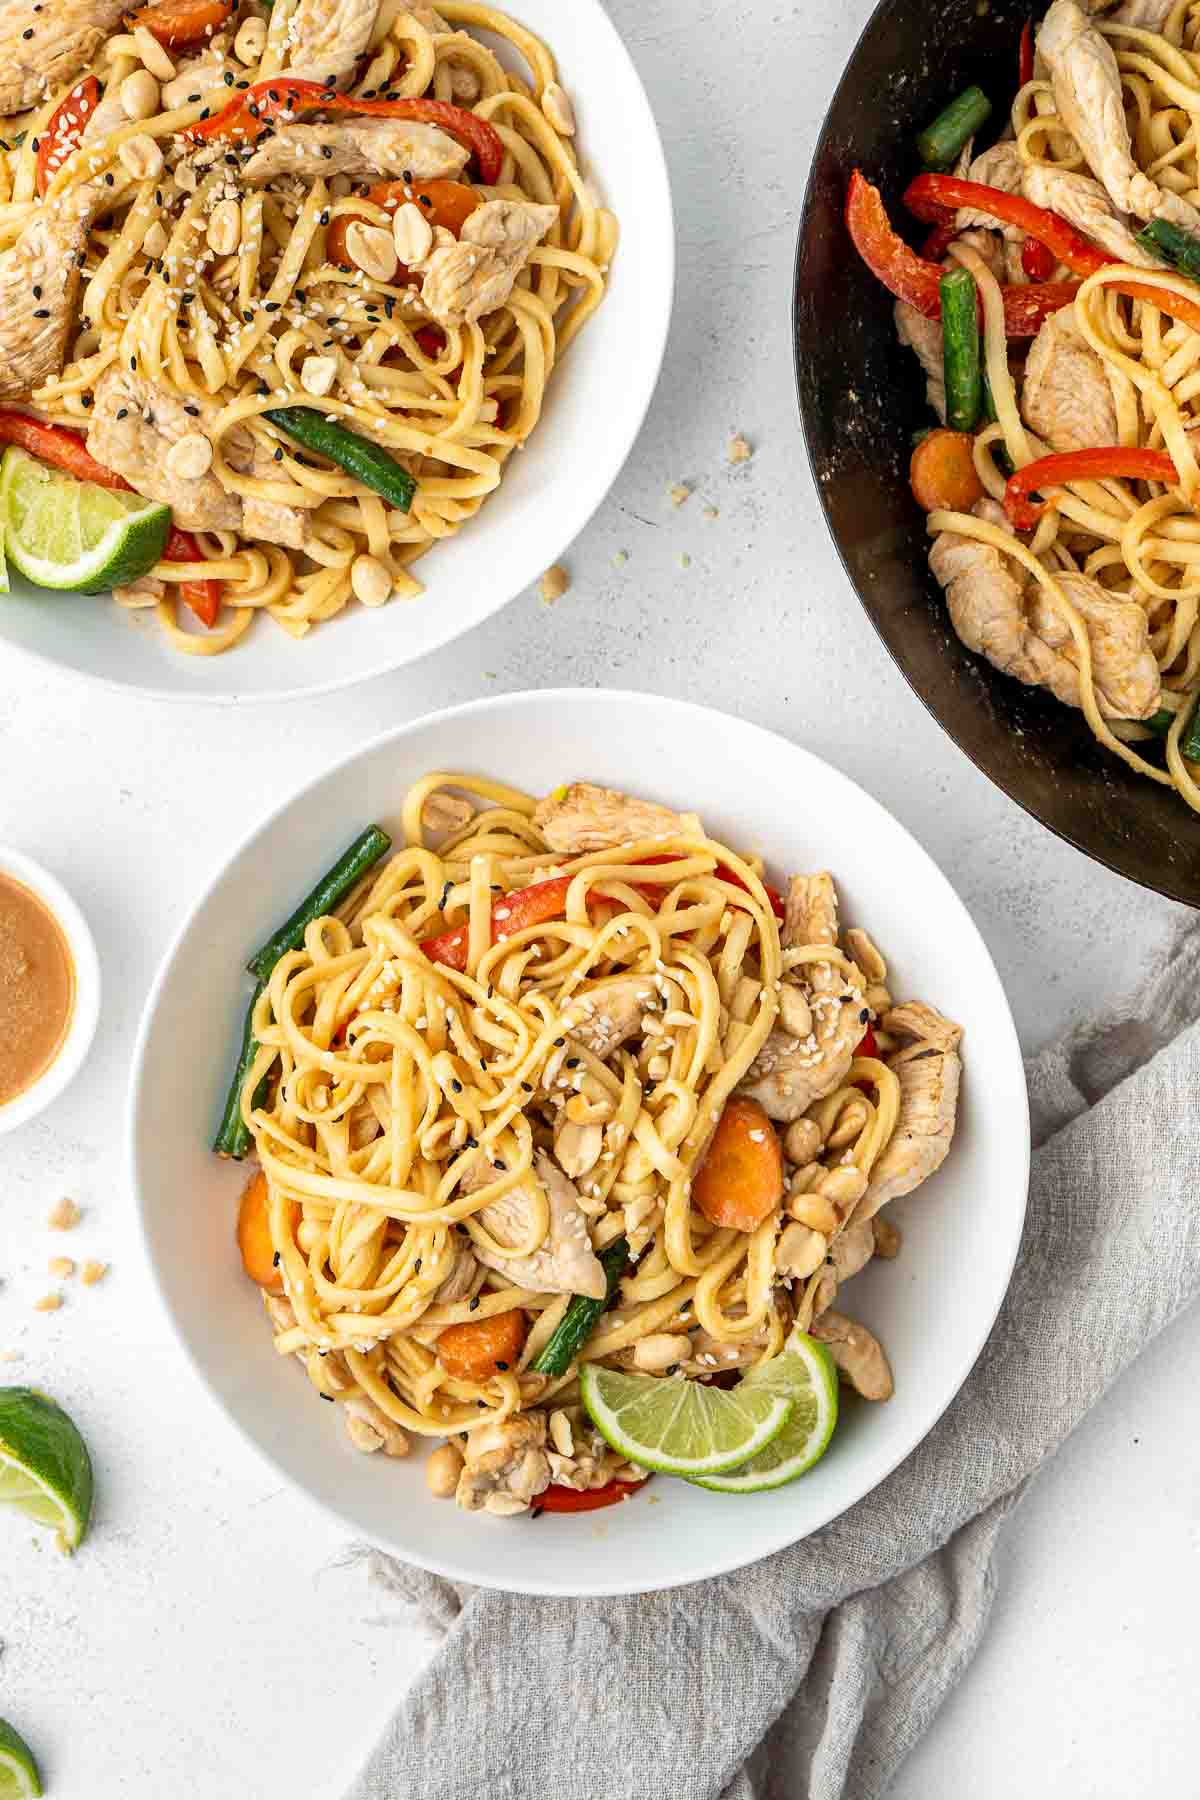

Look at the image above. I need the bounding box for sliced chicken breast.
[418,198,559,328]
[0,0,125,117]
[1022,308,1119,453]
[0,208,90,400]
[242,119,469,185]
[533,781,699,854]
[285,0,382,87]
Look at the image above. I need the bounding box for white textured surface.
[0,1,1197,1795]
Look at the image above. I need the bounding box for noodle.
[5,1,615,653]
[234,775,962,1515]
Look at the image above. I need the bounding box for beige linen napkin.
[344,923,1200,1800]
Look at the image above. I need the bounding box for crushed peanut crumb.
[33,1293,62,1313]
[47,1198,80,1231]
[47,1258,75,1281]
[703,504,720,520]
[728,433,753,464]
[81,1261,108,1287]
[539,563,569,605]
[668,482,690,507]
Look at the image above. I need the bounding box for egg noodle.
[1,2,614,654]
[234,773,961,1513]
[930,9,1200,812]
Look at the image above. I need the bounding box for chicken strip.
[0,0,125,117]
[0,208,90,400]
[463,1151,605,1299]
[1022,164,1163,269]
[1040,0,1200,229]
[533,781,699,854]
[858,1045,962,1222]
[417,198,560,328]
[455,1414,550,1514]
[1022,308,1120,454]
[286,0,381,87]
[929,522,1161,720]
[242,119,469,185]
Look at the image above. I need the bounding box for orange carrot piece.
[438,1308,527,1381]
[692,1097,783,1234]
[326,179,480,282]
[237,1170,295,1293]
[909,429,984,514]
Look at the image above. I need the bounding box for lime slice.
[578,1363,793,1477]
[0,447,170,594]
[0,525,10,595]
[688,1331,839,1492]
[0,1386,93,1552]
[0,1720,42,1799]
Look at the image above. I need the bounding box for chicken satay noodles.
[0,0,615,654]
[222,777,963,1518]
[847,0,1200,813]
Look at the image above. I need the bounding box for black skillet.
[794,0,1200,905]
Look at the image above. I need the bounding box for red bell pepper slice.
[419,873,577,972]
[126,0,233,48]
[37,77,101,197]
[535,1478,644,1513]
[163,526,222,627]
[1004,446,1178,528]
[188,79,504,183]
[414,326,447,358]
[1019,18,1035,87]
[920,216,959,261]
[847,171,1077,338]
[904,174,1109,279]
[1021,235,1056,282]
[855,1022,878,1059]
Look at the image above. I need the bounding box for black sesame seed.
[859,1008,869,1022]
[21,28,34,40]
[319,1392,334,1403]
[264,300,280,311]
[469,1296,480,1311]
[243,309,254,322]
[184,404,200,416]
[272,1251,280,1266]
[104,171,114,185]
[451,1079,463,1093]
[80,394,93,408]
[273,447,283,461]
[32,308,49,318]
[32,285,41,299]
[30,138,39,152]
[553,1037,565,1047]
[319,209,330,226]
[520,1081,533,1093]
[565,1057,580,1069]
[413,1258,422,1272]
[115,406,129,418]
[466,1134,477,1148]
[495,1360,509,1371]
[223,71,234,85]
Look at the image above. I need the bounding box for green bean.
[940,267,982,432]
[917,86,992,169]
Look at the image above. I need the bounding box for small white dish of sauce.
[0,849,100,1135]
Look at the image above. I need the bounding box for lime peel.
[0,447,169,595]
[578,1364,793,1476]
[0,1386,94,1553]
[0,1718,44,1798]
[688,1331,840,1493]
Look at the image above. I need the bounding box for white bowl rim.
[0,3,674,708]
[127,689,1030,1594]
[0,846,102,1135]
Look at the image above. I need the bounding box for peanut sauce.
[0,872,75,1106]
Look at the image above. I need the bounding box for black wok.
[794,0,1200,904]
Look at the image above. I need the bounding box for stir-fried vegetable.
[187,79,505,182]
[940,267,982,431]
[36,78,100,198]
[530,1236,629,1377]
[1004,446,1179,528]
[1182,704,1200,762]
[162,526,221,628]
[214,983,267,1158]
[127,0,234,46]
[327,178,481,280]
[237,1169,296,1290]
[438,1309,528,1380]
[846,171,1079,337]
[264,407,417,513]
[246,825,393,980]
[1019,19,1035,86]
[1021,235,1056,282]
[909,429,984,513]
[1136,218,1200,279]
[537,1479,644,1512]
[420,872,576,972]
[692,1097,783,1234]
[917,85,992,170]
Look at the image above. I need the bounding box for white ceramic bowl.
[0,4,672,704]
[0,848,101,1135]
[130,691,1029,1595]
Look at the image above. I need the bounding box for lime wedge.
[0,1720,42,1799]
[0,525,10,595]
[0,1387,93,1552]
[0,447,170,594]
[688,1331,839,1492]
[578,1363,793,1477]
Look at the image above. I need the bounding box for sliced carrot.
[237,1170,295,1293]
[438,1308,527,1381]
[126,0,233,47]
[692,1097,784,1234]
[909,429,984,514]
